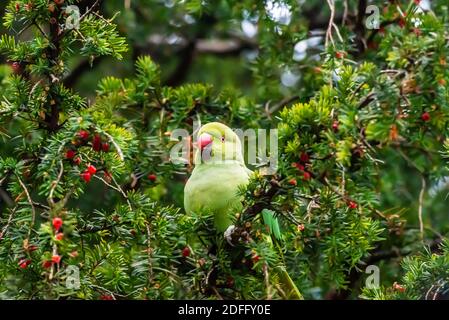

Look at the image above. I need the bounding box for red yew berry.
[421,112,430,122]
[69,251,79,258]
[100,294,113,300]
[332,120,339,132]
[92,134,102,152]
[252,254,260,263]
[81,171,92,183]
[288,178,297,186]
[182,246,191,257]
[297,224,305,232]
[398,18,406,28]
[19,259,31,269]
[148,174,157,182]
[414,0,421,5]
[292,162,304,171]
[51,255,61,264]
[55,0,64,5]
[15,3,20,12]
[300,152,309,163]
[77,130,89,140]
[52,217,63,231]
[73,157,81,166]
[226,276,235,288]
[335,51,345,59]
[303,171,311,180]
[102,142,110,152]
[87,165,97,175]
[55,233,64,241]
[65,149,76,159]
[11,61,21,74]
[348,201,358,209]
[28,245,38,252]
[393,282,406,292]
[42,260,52,269]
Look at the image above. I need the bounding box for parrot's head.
[194,122,244,165]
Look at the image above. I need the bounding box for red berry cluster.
[73,130,110,153]
[65,130,112,183]
[81,165,97,183]
[289,152,312,185]
[92,134,110,152]
[18,259,31,269]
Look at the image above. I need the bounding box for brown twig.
[0,207,16,241]
[16,175,36,238]
[418,175,426,241]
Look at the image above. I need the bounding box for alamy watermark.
[365,265,380,289]
[169,121,278,175]
[365,5,380,30]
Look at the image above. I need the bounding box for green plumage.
[184,162,250,231]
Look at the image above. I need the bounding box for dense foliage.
[1,0,449,300]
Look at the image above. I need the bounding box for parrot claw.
[224,225,236,246]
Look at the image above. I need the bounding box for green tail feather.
[261,209,302,299]
[262,209,282,241]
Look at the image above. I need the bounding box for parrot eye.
[221,136,225,142]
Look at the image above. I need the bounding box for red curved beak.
[198,133,213,151]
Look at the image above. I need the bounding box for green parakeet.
[184,122,250,232]
[184,122,303,299]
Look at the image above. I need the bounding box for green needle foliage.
[1,0,449,300]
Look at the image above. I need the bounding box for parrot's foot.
[224,225,236,246]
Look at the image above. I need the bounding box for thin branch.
[103,131,124,161]
[146,223,154,285]
[265,95,300,119]
[48,160,64,207]
[263,263,273,300]
[325,0,336,48]
[16,174,36,238]
[0,207,16,241]
[79,0,101,21]
[418,175,426,241]
[33,22,49,39]
[111,175,132,210]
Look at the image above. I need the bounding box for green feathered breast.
[184,162,250,232]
